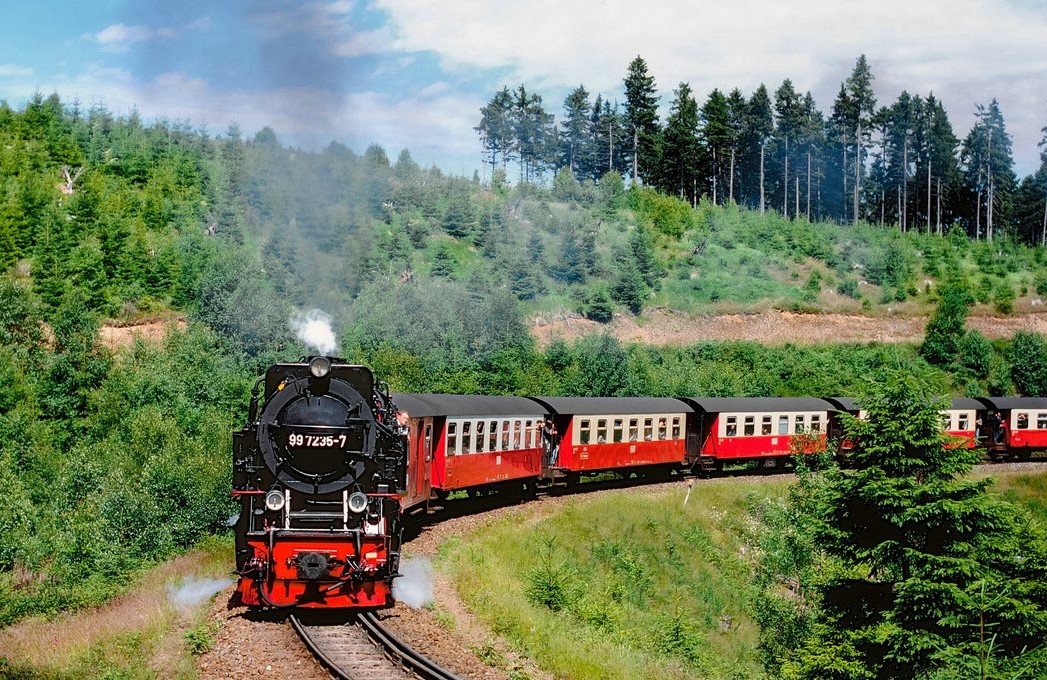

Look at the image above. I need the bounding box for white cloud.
[84,23,175,52]
[0,64,33,78]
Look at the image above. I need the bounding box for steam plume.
[167,576,234,611]
[292,309,338,355]
[392,557,433,609]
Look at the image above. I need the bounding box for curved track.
[290,613,462,680]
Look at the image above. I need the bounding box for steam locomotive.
[232,357,407,609]
[232,356,1047,611]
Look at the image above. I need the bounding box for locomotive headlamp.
[348,492,368,514]
[309,356,332,378]
[265,489,286,512]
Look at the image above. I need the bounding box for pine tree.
[786,373,1047,679]
[961,100,1017,241]
[699,89,732,205]
[660,82,700,201]
[476,87,516,173]
[845,55,877,224]
[1014,127,1047,244]
[774,80,804,217]
[921,277,972,365]
[610,251,646,314]
[559,85,594,180]
[622,56,661,185]
[741,85,774,213]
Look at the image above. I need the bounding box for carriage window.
[811,415,822,433]
[502,421,511,449]
[726,416,737,437]
[475,421,485,452]
[629,418,639,441]
[525,420,535,448]
[463,421,473,454]
[513,421,522,449]
[778,415,789,435]
[580,419,591,445]
[743,415,755,436]
[1017,413,1029,430]
[958,414,969,431]
[489,420,499,451]
[672,417,681,439]
[597,419,608,444]
[795,415,806,434]
[644,418,654,441]
[613,419,624,443]
[1039,413,1047,430]
[658,418,668,440]
[761,415,772,435]
[941,414,951,430]
[447,422,458,456]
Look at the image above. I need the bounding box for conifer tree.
[622,56,661,185]
[660,82,700,201]
[742,85,775,213]
[559,85,594,180]
[786,374,1047,679]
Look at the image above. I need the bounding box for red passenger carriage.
[679,397,833,471]
[393,393,547,508]
[977,396,1047,460]
[529,397,691,480]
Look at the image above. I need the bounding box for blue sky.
[1,0,1045,176]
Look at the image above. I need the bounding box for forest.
[477,55,1047,244]
[1,73,1047,678]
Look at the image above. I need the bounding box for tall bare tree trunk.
[729,148,735,204]
[897,186,902,231]
[608,120,614,173]
[760,142,766,214]
[854,122,862,224]
[927,161,932,234]
[976,189,982,239]
[806,151,812,220]
[795,176,799,219]
[942,176,950,234]
[986,128,994,242]
[632,128,638,184]
[1041,193,1047,246]
[902,137,908,232]
[783,137,789,216]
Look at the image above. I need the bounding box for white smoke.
[392,557,433,609]
[166,576,235,611]
[292,309,338,356]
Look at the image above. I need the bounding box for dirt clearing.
[532,309,1047,347]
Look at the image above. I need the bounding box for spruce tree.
[787,374,1047,679]
[622,56,661,185]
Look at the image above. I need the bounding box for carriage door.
[414,418,433,498]
[685,413,702,466]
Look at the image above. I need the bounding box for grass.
[988,470,1047,524]
[0,535,234,679]
[439,480,785,679]
[440,469,1047,680]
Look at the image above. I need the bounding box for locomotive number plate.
[287,432,347,448]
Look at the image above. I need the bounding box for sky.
[1,0,1045,177]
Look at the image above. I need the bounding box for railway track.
[290,612,463,680]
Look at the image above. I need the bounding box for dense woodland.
[477,55,1047,244]
[2,84,1047,678]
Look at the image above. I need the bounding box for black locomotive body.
[232,357,406,609]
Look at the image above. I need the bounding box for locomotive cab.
[232,357,407,609]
